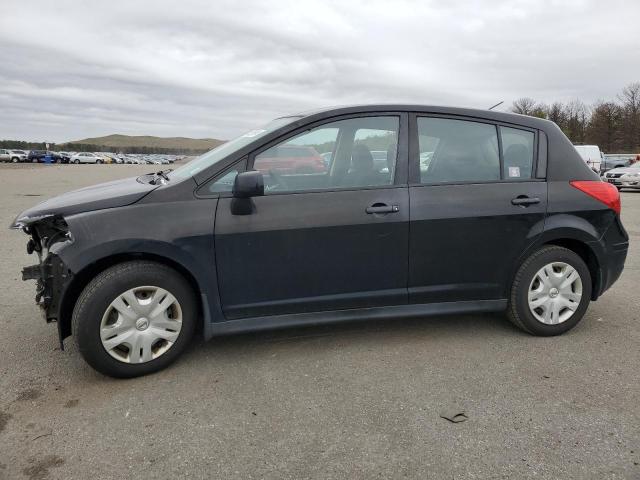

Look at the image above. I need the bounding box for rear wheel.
[72,261,197,378]
[507,246,592,336]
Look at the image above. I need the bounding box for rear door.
[213,113,410,319]
[408,115,547,303]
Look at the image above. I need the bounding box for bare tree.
[619,82,640,151]
[587,101,623,152]
[547,102,567,129]
[564,99,589,144]
[511,98,539,116]
[504,83,640,152]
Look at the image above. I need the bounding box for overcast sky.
[1,0,639,143]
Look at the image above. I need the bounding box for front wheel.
[74,159,80,164]
[72,261,197,378]
[507,246,592,336]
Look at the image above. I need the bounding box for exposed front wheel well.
[59,253,203,341]
[542,239,601,300]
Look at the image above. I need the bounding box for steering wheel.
[268,169,288,191]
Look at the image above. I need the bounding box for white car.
[602,162,640,190]
[0,149,28,163]
[70,152,105,164]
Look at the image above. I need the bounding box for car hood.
[606,167,640,175]
[11,176,158,227]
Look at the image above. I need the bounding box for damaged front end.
[13,214,74,345]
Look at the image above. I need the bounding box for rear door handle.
[366,204,399,214]
[511,196,540,206]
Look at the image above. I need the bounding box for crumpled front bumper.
[22,253,73,347]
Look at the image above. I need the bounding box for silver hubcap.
[528,262,582,325]
[100,286,182,364]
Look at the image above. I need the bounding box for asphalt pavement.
[0,164,638,479]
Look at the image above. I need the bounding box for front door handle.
[511,196,540,206]
[366,204,399,214]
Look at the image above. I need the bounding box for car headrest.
[351,144,374,171]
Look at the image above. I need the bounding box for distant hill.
[66,134,225,152]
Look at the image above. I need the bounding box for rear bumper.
[593,216,628,298]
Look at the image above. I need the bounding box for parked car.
[56,152,72,163]
[320,151,333,166]
[574,145,603,172]
[12,105,628,378]
[27,150,62,163]
[600,154,634,174]
[370,150,391,172]
[602,162,640,190]
[253,144,326,174]
[10,149,29,162]
[0,149,27,162]
[95,152,117,164]
[69,152,104,164]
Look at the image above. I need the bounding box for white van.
[574,145,603,173]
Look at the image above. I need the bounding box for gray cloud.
[1,0,639,142]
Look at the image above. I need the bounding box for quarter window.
[418,117,500,184]
[501,127,534,180]
[208,169,239,193]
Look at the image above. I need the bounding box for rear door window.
[418,117,500,184]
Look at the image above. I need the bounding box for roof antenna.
[488,101,504,111]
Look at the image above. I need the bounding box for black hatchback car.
[12,105,628,377]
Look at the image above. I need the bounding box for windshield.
[170,116,301,179]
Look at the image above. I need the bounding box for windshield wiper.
[148,169,172,185]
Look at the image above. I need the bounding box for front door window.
[253,116,400,193]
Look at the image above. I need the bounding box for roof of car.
[290,104,554,130]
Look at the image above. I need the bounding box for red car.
[255,145,326,174]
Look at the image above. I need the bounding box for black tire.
[507,246,592,336]
[74,159,80,164]
[11,157,18,163]
[72,261,197,378]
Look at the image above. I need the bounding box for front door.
[214,114,410,319]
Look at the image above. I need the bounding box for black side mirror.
[233,171,264,198]
[231,171,264,215]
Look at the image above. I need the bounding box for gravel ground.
[0,164,638,479]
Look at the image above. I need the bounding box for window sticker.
[508,166,521,178]
[242,129,266,138]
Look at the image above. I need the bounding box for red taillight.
[570,180,621,215]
